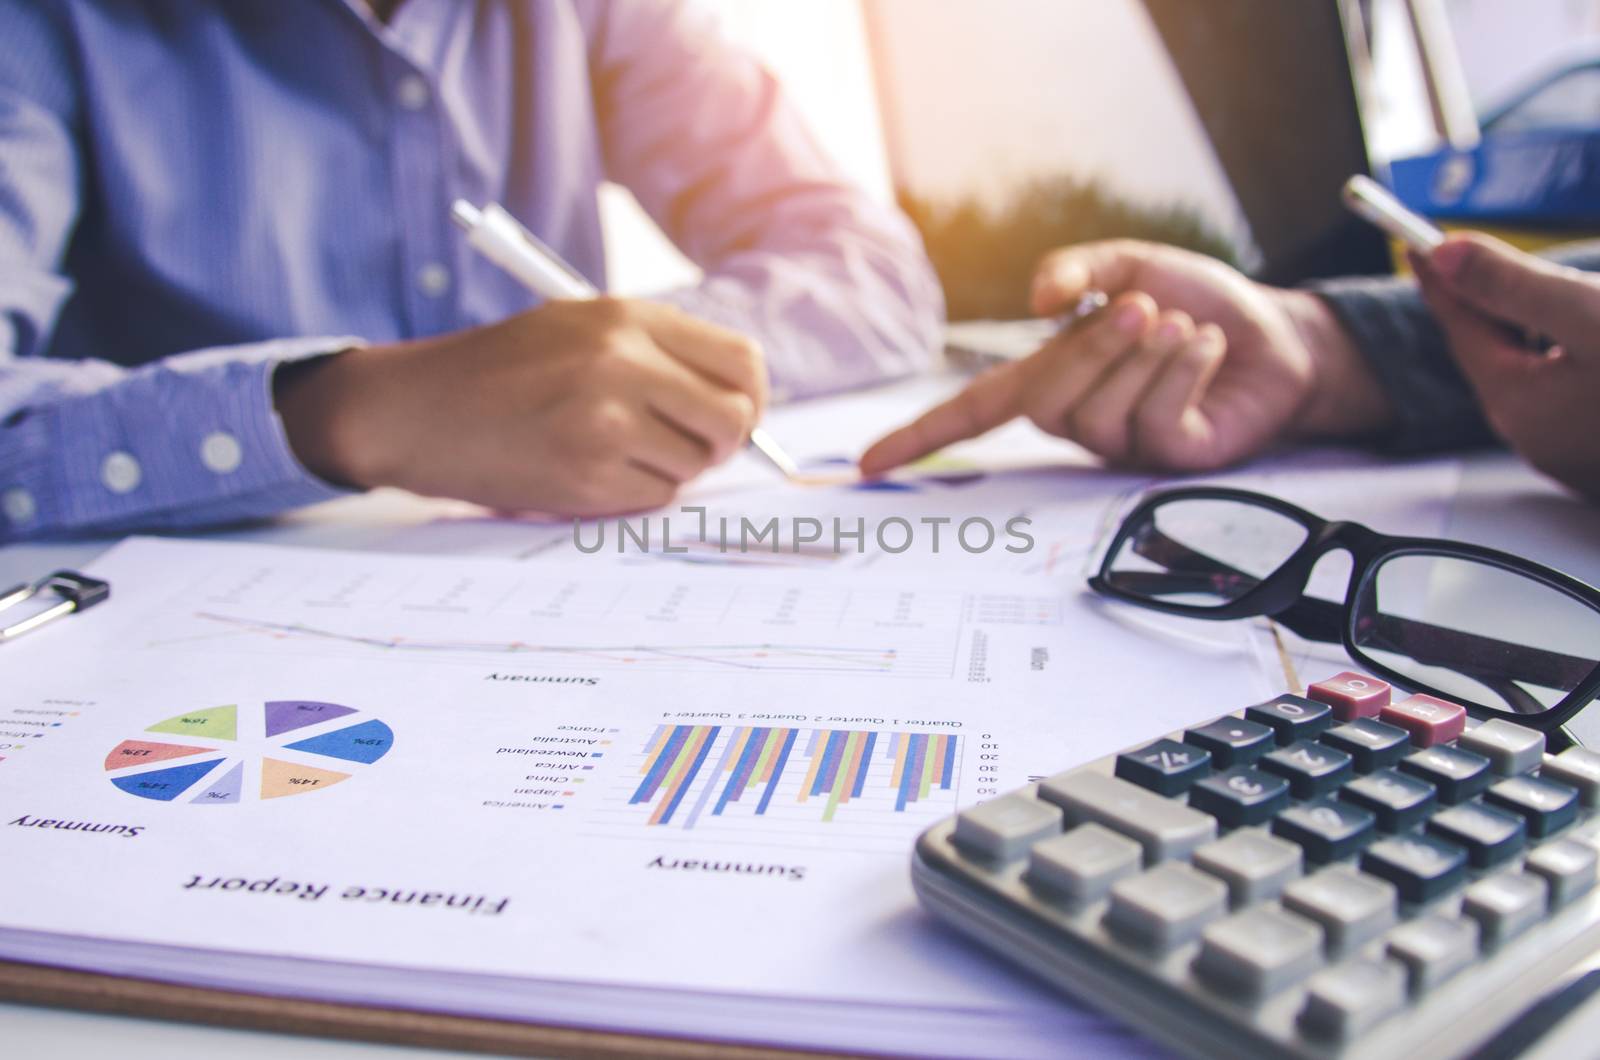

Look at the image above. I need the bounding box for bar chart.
[620,724,962,841]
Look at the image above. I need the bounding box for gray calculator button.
[1458,719,1545,775]
[1027,823,1142,901]
[1526,838,1599,907]
[1106,862,1228,951]
[1039,770,1216,864]
[1195,906,1323,1000]
[1299,956,1407,1041]
[1192,829,1303,907]
[953,792,1062,861]
[1282,866,1398,957]
[1461,872,1548,948]
[1385,915,1479,994]
[1541,747,1600,807]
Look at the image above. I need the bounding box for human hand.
[1415,234,1600,500]
[859,240,1393,476]
[276,298,766,516]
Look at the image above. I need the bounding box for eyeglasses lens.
[1104,498,1309,608]
[1352,552,1600,716]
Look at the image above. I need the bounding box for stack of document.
[0,454,1460,1055]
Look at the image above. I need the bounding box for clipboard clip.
[0,571,110,643]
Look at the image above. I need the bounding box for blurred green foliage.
[899,175,1242,321]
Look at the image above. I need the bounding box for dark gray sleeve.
[1304,241,1600,455]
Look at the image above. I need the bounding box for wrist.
[273,346,393,489]
[1277,288,1396,440]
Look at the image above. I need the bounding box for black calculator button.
[1190,767,1290,828]
[1115,739,1212,796]
[1339,769,1437,832]
[1361,834,1469,903]
[1398,745,1493,804]
[1425,803,1525,868]
[1260,741,1353,799]
[1183,718,1274,767]
[1484,776,1579,838]
[1272,800,1377,863]
[1320,719,1410,772]
[1246,695,1333,746]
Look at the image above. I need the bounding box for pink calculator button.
[1380,694,1467,747]
[1306,672,1391,721]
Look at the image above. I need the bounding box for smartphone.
[1341,175,1445,254]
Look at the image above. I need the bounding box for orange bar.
[890,733,908,787]
[836,730,869,804]
[648,726,711,825]
[641,725,673,776]
[723,727,753,772]
[753,728,785,785]
[797,731,828,803]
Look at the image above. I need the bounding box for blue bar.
[684,726,744,830]
[658,725,720,825]
[852,732,878,798]
[713,727,768,816]
[756,729,798,815]
[811,730,846,797]
[940,733,957,790]
[896,734,926,812]
[630,725,690,804]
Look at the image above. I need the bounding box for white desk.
[5,382,1600,1056]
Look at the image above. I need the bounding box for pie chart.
[104,700,394,804]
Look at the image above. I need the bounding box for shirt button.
[2,487,36,524]
[200,431,243,474]
[396,75,431,112]
[100,451,142,494]
[416,262,451,297]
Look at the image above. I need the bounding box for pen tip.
[450,200,481,231]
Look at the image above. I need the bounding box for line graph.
[173,612,954,677]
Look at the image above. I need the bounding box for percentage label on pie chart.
[104,701,394,804]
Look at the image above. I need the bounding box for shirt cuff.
[1303,276,1496,455]
[1,337,360,539]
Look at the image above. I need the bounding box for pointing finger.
[859,360,1026,476]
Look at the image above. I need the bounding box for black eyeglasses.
[1089,486,1600,746]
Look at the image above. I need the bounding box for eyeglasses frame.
[1087,485,1600,736]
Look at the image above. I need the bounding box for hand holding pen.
[274,205,773,518]
[452,201,800,481]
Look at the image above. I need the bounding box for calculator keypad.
[920,677,1600,1058]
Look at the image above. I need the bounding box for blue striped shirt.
[0,0,943,540]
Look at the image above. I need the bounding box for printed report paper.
[0,537,1276,1056]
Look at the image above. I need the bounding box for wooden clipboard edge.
[0,958,851,1059]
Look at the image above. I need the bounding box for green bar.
[659,725,706,794]
[822,731,863,823]
[749,728,782,789]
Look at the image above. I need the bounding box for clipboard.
[0,958,828,1058]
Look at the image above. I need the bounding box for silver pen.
[450,199,802,480]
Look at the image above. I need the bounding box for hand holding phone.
[1341,175,1445,254]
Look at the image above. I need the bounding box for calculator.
[912,672,1600,1058]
